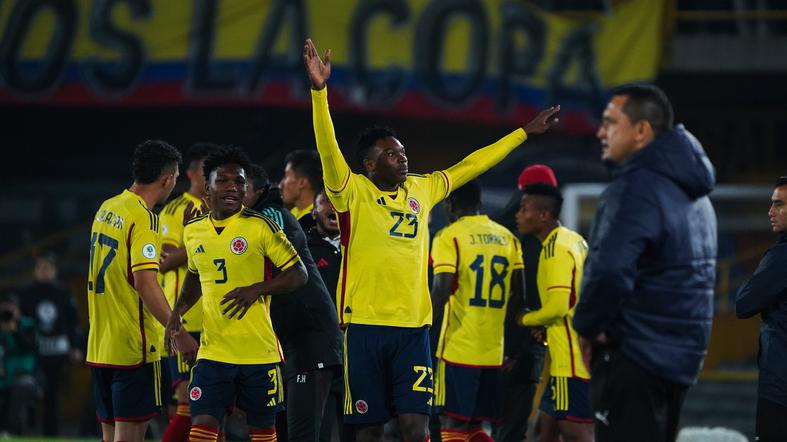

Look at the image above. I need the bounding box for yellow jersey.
[311,87,528,328]
[522,226,589,379]
[86,190,163,367]
[160,192,204,332]
[184,207,300,365]
[290,203,314,222]
[432,215,523,367]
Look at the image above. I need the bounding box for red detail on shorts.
[111,411,159,422]
[565,415,594,423]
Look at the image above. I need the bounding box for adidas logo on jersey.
[316,258,330,267]
[267,398,278,407]
[376,197,386,206]
[194,245,205,254]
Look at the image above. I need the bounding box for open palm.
[303,38,331,90]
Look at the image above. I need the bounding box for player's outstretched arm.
[220,259,308,319]
[134,269,173,327]
[443,106,560,190]
[304,38,352,194]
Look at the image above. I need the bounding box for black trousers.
[40,355,67,436]
[285,367,335,442]
[492,381,538,442]
[756,397,787,442]
[590,347,687,442]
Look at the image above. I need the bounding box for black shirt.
[305,227,341,305]
[19,282,81,358]
[252,190,342,377]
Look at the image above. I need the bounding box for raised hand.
[523,105,561,135]
[303,38,331,90]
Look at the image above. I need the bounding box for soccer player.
[159,142,218,442]
[280,150,323,231]
[515,184,593,442]
[303,38,559,442]
[491,165,557,442]
[86,140,196,442]
[430,180,525,442]
[164,146,308,442]
[244,164,343,442]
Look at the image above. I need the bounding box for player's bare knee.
[192,414,221,428]
[399,415,428,442]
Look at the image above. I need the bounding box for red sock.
[249,427,277,442]
[441,428,468,442]
[163,402,192,442]
[468,427,494,442]
[189,424,219,442]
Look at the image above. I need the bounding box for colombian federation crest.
[190,386,202,401]
[407,197,421,214]
[230,237,248,255]
[355,400,368,414]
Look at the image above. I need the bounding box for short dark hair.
[775,176,787,188]
[35,250,58,267]
[355,126,397,169]
[247,164,270,192]
[448,180,482,212]
[285,150,323,192]
[203,146,252,182]
[612,84,674,138]
[186,142,220,170]
[523,183,564,219]
[132,140,181,184]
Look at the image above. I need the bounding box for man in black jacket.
[244,164,343,442]
[735,175,787,442]
[19,252,82,436]
[572,84,717,442]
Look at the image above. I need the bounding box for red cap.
[517,164,557,191]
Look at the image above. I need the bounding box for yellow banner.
[0,0,664,130]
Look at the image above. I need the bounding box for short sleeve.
[510,236,524,270]
[431,230,457,275]
[540,245,574,294]
[129,214,161,273]
[160,209,184,247]
[184,226,198,274]
[259,223,300,271]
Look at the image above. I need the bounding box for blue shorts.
[92,360,164,422]
[188,359,284,428]
[539,376,592,422]
[168,332,201,388]
[433,359,502,422]
[343,324,433,425]
[160,357,174,404]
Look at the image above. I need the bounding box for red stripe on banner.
[0,81,597,134]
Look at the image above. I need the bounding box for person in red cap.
[518,164,558,191]
[492,164,557,442]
